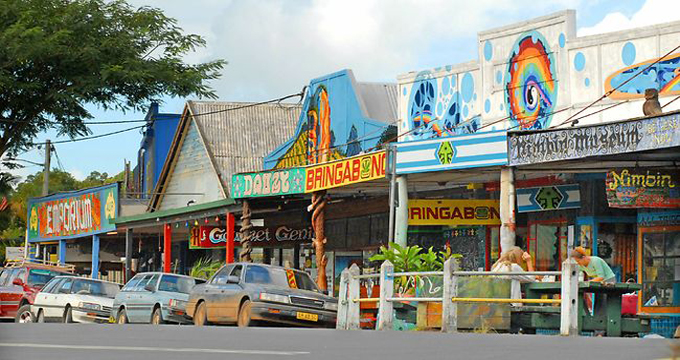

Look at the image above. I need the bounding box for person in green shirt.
[570,247,616,284]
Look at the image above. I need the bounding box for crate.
[650,316,680,339]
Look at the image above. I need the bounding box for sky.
[6,0,679,183]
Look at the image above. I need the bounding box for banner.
[231,168,306,198]
[190,226,227,249]
[305,151,386,192]
[606,169,680,208]
[516,184,581,213]
[190,225,314,249]
[27,183,118,243]
[408,199,500,226]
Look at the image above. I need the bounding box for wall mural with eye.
[505,31,558,130]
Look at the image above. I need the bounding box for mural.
[605,52,680,100]
[505,31,558,130]
[405,71,480,141]
[264,70,395,170]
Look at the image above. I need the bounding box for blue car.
[111,272,205,324]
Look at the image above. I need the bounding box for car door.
[137,274,160,323]
[51,278,74,319]
[34,277,65,321]
[0,268,17,317]
[116,274,141,320]
[124,274,150,323]
[5,268,26,317]
[209,265,243,322]
[202,266,232,322]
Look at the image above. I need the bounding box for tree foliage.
[0,0,226,159]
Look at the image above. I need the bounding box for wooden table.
[519,282,644,337]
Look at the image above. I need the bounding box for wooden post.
[226,212,235,263]
[499,167,516,253]
[239,200,253,262]
[336,268,350,330]
[308,190,328,290]
[377,260,394,331]
[560,258,579,336]
[347,263,361,330]
[125,229,133,282]
[441,257,459,333]
[163,223,172,273]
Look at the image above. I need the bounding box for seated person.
[491,246,537,305]
[570,247,616,284]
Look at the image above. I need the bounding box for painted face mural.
[505,31,557,130]
[307,86,332,164]
[605,53,680,100]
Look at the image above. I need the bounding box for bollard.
[347,263,361,330]
[377,260,394,331]
[560,258,579,336]
[441,257,459,333]
[336,268,350,330]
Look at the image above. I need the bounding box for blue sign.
[516,184,581,213]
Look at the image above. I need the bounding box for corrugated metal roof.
[355,82,398,124]
[187,101,301,195]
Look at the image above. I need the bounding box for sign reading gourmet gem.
[408,199,501,226]
[396,130,508,174]
[516,184,581,213]
[27,183,119,243]
[509,112,680,166]
[606,169,680,208]
[305,151,386,192]
[231,168,306,198]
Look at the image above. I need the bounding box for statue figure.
[643,88,662,116]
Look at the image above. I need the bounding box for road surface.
[0,323,674,360]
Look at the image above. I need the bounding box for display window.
[638,226,680,313]
[526,219,567,271]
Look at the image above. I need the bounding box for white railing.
[337,258,580,336]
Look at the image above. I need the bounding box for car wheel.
[63,306,73,323]
[37,310,45,323]
[237,300,252,328]
[15,305,34,323]
[116,309,128,324]
[193,302,208,326]
[151,307,165,325]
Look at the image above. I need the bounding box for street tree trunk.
[309,190,328,291]
[239,200,253,262]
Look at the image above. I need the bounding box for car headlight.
[78,302,101,311]
[259,293,289,304]
[168,299,187,308]
[324,302,338,311]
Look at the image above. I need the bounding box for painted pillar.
[226,212,235,264]
[499,167,516,254]
[239,200,253,262]
[163,223,172,273]
[91,235,100,279]
[125,229,133,282]
[58,240,66,265]
[309,190,328,291]
[394,176,409,247]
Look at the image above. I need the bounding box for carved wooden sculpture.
[239,200,253,262]
[643,88,662,116]
[308,190,328,290]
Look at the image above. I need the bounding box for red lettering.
[306,170,314,191]
[409,208,422,219]
[352,159,360,181]
[464,207,474,219]
[315,168,323,189]
[426,207,438,219]
[324,165,333,187]
[342,163,352,183]
[334,162,344,184]
[452,207,463,219]
[490,206,500,219]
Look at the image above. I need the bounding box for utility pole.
[42,139,51,196]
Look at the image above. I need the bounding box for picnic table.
[512,282,650,337]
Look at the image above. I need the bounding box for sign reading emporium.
[408,199,501,226]
[27,183,119,242]
[508,112,680,166]
[231,150,386,198]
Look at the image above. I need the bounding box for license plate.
[296,312,318,322]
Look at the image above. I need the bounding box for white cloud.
[69,169,85,181]
[578,0,680,36]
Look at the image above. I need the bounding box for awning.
[113,198,237,230]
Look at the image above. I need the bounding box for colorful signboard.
[638,210,680,227]
[231,151,386,198]
[516,184,581,213]
[27,183,119,243]
[606,169,680,208]
[231,168,306,198]
[190,225,315,248]
[508,112,680,166]
[395,130,508,174]
[305,151,386,192]
[189,226,227,249]
[408,199,501,226]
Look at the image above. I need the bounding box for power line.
[30,124,146,146]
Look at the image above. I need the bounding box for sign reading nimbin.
[408,199,500,226]
[606,168,680,208]
[27,183,118,243]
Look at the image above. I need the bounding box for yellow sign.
[408,199,501,226]
[304,151,386,192]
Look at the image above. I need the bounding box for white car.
[32,276,121,323]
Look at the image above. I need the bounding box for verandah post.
[336,268,350,330]
[347,263,361,330]
[441,257,459,333]
[560,258,579,336]
[377,260,394,331]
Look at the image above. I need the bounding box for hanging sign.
[304,151,386,192]
[27,183,119,243]
[190,226,227,249]
[606,169,680,208]
[190,225,314,248]
[637,210,680,227]
[408,199,501,226]
[516,184,581,213]
[231,168,306,198]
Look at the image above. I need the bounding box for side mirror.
[144,284,156,292]
[12,278,24,286]
[226,275,240,284]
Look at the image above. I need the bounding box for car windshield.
[71,279,120,298]
[27,269,63,287]
[158,275,196,294]
[245,265,319,292]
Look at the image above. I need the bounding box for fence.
[337,258,580,336]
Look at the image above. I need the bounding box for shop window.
[640,228,680,310]
[527,220,567,271]
[369,213,389,246]
[326,218,347,250]
[346,216,371,249]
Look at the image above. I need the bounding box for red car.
[0,260,74,323]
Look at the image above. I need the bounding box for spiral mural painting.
[505,31,557,130]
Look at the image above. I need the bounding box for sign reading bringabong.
[408,199,500,226]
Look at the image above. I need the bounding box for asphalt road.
[0,323,675,360]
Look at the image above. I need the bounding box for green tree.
[0,0,226,160]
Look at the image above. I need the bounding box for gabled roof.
[148,101,301,211]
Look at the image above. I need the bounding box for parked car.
[0,260,74,323]
[111,272,205,324]
[186,263,338,328]
[31,276,120,323]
